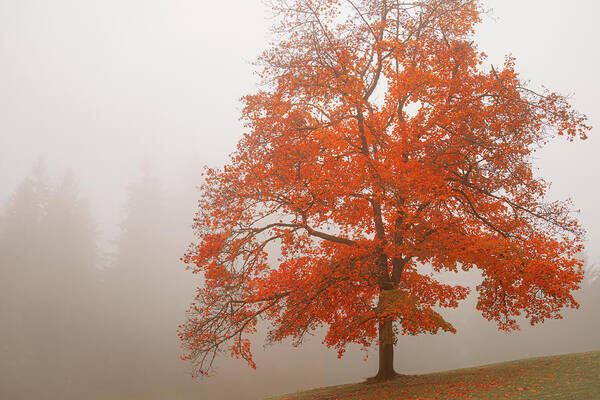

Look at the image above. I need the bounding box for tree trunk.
[374,319,397,381]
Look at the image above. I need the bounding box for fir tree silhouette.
[0,163,99,399]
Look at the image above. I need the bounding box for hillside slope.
[266,351,600,399]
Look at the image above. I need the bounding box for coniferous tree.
[0,162,50,399]
[100,167,192,396]
[0,165,99,399]
[40,172,99,396]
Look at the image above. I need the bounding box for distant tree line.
[0,161,197,399]
[0,161,98,399]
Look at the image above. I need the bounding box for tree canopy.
[179,0,589,379]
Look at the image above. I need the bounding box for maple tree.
[179,0,590,380]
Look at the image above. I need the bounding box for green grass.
[266,351,600,399]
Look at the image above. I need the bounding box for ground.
[266,351,600,399]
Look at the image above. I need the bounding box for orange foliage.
[179,0,589,376]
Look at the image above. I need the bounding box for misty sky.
[1,0,599,261]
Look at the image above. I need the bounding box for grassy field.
[267,351,600,399]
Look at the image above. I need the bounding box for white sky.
[1,0,599,261]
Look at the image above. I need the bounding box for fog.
[1,1,599,399]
